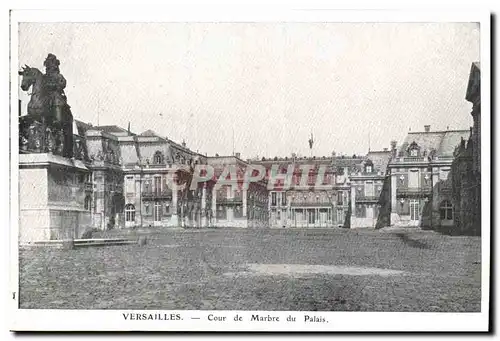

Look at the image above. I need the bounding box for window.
[439,168,450,181]
[153,151,163,164]
[337,192,344,206]
[408,170,419,188]
[164,203,170,215]
[271,192,277,206]
[366,165,372,173]
[410,149,418,157]
[440,200,453,220]
[126,176,134,194]
[84,195,92,211]
[125,204,135,222]
[217,206,226,219]
[355,205,366,218]
[281,192,287,206]
[308,209,315,224]
[308,173,315,185]
[154,176,161,194]
[365,181,374,197]
[234,205,243,218]
[410,199,420,220]
[144,203,150,215]
[154,201,162,221]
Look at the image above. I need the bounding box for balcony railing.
[355,195,380,203]
[439,183,452,193]
[217,197,243,205]
[290,202,332,207]
[393,156,428,163]
[396,187,432,197]
[142,189,173,199]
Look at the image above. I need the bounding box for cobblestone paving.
[18,228,481,311]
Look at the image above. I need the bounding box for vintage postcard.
[8,8,490,332]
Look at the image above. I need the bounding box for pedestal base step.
[25,238,136,248]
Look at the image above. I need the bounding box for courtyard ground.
[18,228,481,311]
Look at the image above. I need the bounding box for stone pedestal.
[19,153,92,243]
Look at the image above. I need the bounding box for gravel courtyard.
[18,228,481,311]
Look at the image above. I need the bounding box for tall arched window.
[153,151,163,164]
[125,204,136,222]
[84,195,92,211]
[440,200,453,220]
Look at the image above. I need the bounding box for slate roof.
[94,125,132,135]
[331,157,365,168]
[398,130,470,158]
[366,150,392,173]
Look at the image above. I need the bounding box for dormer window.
[407,141,420,157]
[153,151,163,164]
[364,160,374,173]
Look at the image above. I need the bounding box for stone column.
[351,188,356,214]
[171,188,178,226]
[431,166,440,228]
[93,171,106,230]
[201,184,207,228]
[227,186,234,222]
[212,186,217,223]
[390,173,399,225]
[242,189,247,217]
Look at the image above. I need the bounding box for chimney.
[235,152,241,159]
[383,148,388,152]
[424,125,431,132]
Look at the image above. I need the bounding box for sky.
[18,22,480,159]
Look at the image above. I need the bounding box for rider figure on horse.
[42,53,73,158]
[43,53,68,122]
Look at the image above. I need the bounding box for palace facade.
[450,62,481,235]
[388,126,469,229]
[255,156,343,228]
[20,62,480,235]
[350,149,393,229]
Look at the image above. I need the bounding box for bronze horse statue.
[18,61,74,158]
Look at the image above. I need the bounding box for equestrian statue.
[18,54,74,158]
